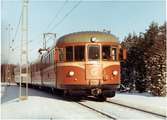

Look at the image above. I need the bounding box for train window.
[47,55,49,64]
[50,50,54,64]
[48,55,50,64]
[45,56,47,67]
[59,48,64,61]
[48,53,51,64]
[66,46,73,61]
[52,49,55,64]
[51,51,53,64]
[102,46,111,60]
[112,48,117,61]
[88,45,100,60]
[74,46,85,61]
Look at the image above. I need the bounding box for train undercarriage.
[17,83,117,101]
[62,84,117,100]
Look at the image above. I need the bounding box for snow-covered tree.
[121,33,147,93]
[121,22,166,96]
[144,23,166,96]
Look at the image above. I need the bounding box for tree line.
[121,22,166,96]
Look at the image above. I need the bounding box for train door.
[86,44,103,86]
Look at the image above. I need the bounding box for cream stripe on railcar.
[56,62,84,69]
[56,61,119,69]
[102,61,120,68]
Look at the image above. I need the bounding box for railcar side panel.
[31,71,41,85]
[42,65,56,87]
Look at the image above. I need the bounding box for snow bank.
[108,92,167,117]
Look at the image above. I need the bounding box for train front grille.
[86,63,102,86]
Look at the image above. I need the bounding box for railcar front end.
[55,32,126,99]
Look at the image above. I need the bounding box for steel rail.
[105,100,166,118]
[77,102,117,120]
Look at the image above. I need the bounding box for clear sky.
[1,0,166,64]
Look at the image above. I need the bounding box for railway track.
[18,85,166,119]
[105,100,166,119]
[73,96,165,120]
[77,102,117,120]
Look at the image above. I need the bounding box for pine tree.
[144,23,166,96]
[121,22,166,96]
[121,33,147,92]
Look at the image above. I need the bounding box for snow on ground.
[108,92,167,117]
[1,85,109,119]
[1,84,167,119]
[80,100,164,120]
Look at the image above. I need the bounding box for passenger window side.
[102,46,111,60]
[112,48,117,61]
[66,46,73,61]
[74,46,85,61]
[59,48,64,61]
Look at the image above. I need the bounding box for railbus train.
[15,31,126,100]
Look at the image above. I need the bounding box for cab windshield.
[88,45,100,61]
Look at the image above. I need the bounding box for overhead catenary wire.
[29,1,82,52]
[45,0,69,32]
[17,0,68,53]
[13,10,22,43]
[10,6,23,52]
[49,0,82,32]
[15,1,82,59]
[30,0,69,46]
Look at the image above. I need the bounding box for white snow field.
[1,84,167,119]
[108,92,167,117]
[1,85,108,119]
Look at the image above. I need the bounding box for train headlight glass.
[69,71,74,77]
[113,70,118,76]
[91,37,96,42]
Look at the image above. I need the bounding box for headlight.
[69,71,74,77]
[113,70,118,76]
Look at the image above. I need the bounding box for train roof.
[56,31,119,45]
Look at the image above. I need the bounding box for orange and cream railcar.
[54,31,126,98]
[18,31,126,99]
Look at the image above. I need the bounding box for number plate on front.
[90,80,99,85]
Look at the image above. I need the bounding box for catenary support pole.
[19,0,29,101]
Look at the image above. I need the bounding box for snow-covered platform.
[108,92,167,117]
